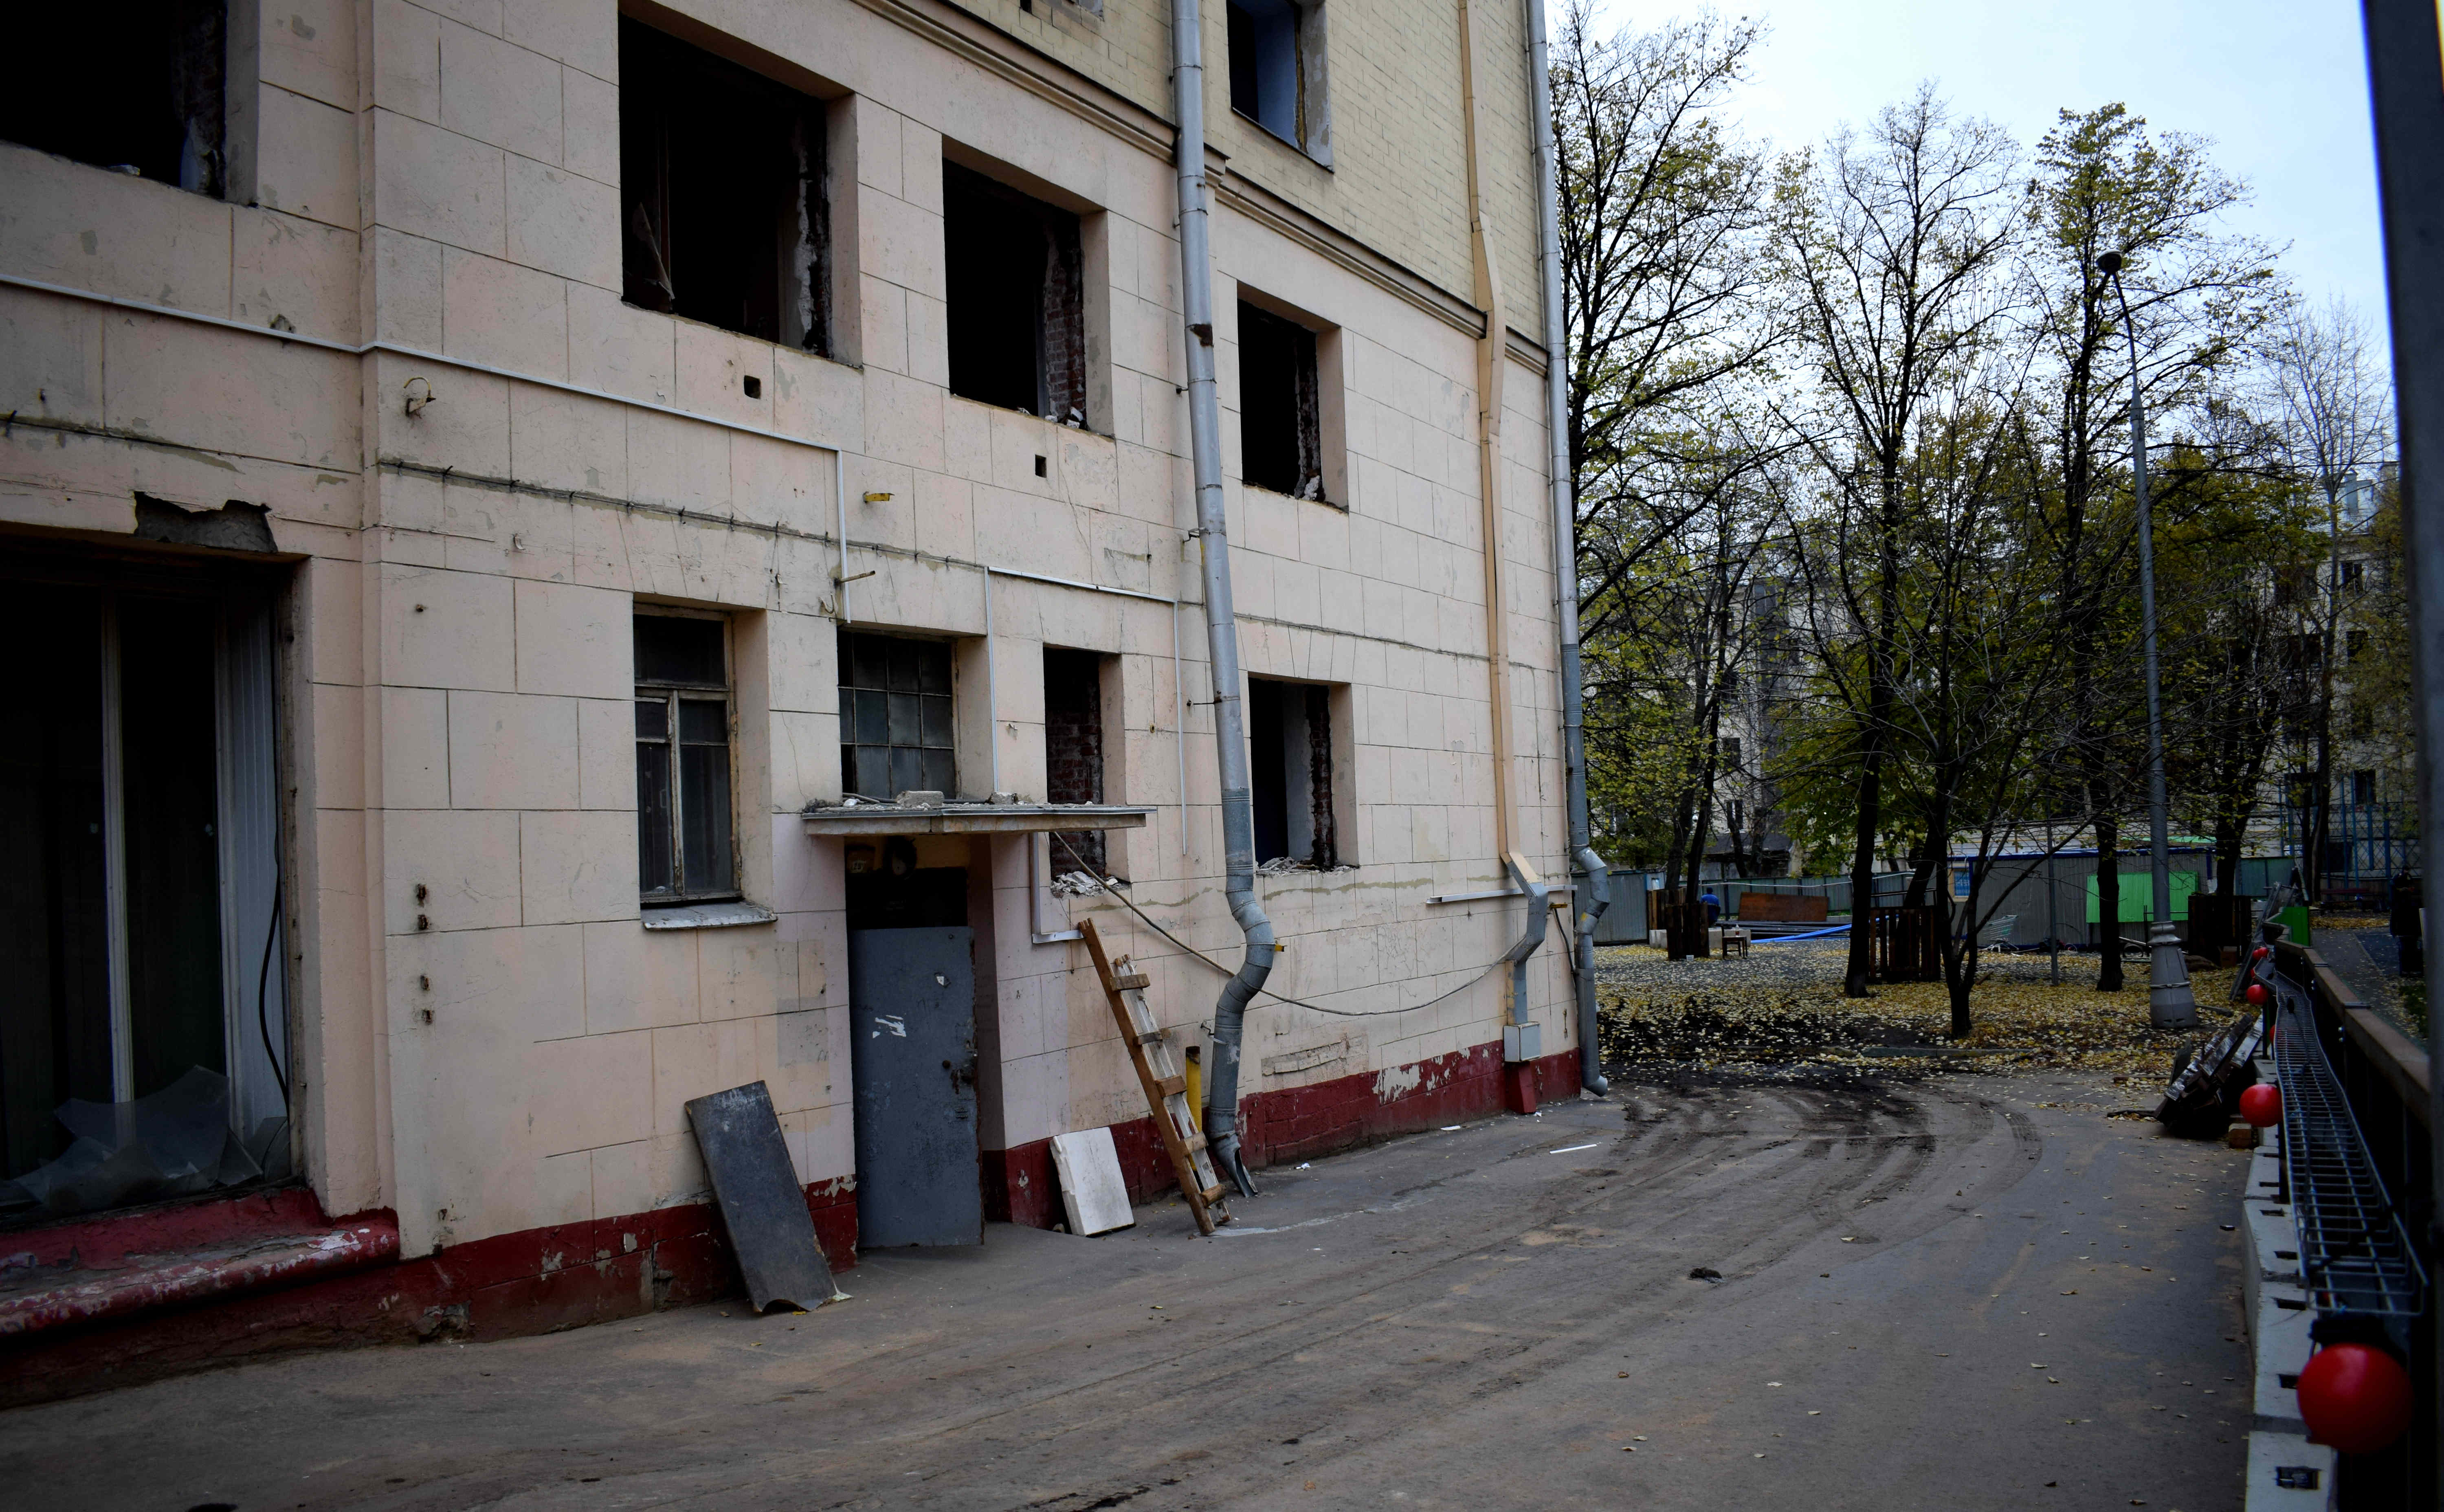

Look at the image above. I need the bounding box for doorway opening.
[0,567,288,1222]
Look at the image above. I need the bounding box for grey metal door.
[847,926,982,1247]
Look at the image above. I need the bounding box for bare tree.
[1772,86,2022,997]
[1551,2,1782,637]
[2023,102,2274,987]
[2262,296,2395,901]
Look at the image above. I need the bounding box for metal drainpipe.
[1172,0,1273,1199]
[1524,0,1610,1093]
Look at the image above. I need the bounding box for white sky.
[1586,0,2390,352]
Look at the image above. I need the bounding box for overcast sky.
[1585,0,2390,354]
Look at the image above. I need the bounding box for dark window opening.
[838,631,956,801]
[1227,0,1301,145]
[2339,559,2365,592]
[3,0,226,196]
[2349,770,2376,806]
[636,614,736,903]
[943,161,1086,424]
[620,18,830,353]
[1238,301,1324,500]
[2347,628,2369,661]
[1043,648,1107,876]
[1248,678,1337,869]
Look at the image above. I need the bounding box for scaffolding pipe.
[1524,0,1610,1094]
[1172,0,1272,1198]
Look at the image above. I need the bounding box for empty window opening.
[943,162,1086,424]
[1248,679,1337,869]
[1228,0,1301,144]
[0,577,287,1220]
[1227,0,1328,158]
[4,0,227,196]
[839,632,956,801]
[620,18,831,353]
[1238,301,1325,500]
[636,613,738,904]
[2349,770,2376,806]
[1043,649,1108,877]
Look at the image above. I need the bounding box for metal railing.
[2270,938,2437,1506]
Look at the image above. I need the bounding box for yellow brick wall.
[937,0,1551,332]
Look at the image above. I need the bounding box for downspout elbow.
[1206,861,1275,1197]
[1575,846,1611,919]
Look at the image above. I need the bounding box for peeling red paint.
[984,1040,1581,1228]
[0,1220,398,1338]
[3,1185,332,1270]
[0,1181,858,1409]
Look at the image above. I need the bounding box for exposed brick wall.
[1043,647,1106,874]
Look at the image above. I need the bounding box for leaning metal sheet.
[684,1081,843,1314]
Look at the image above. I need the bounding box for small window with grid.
[838,631,956,800]
[636,613,736,903]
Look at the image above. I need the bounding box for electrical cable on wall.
[1052,833,1516,1020]
[257,875,289,1105]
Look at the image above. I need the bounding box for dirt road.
[3,1069,2251,1510]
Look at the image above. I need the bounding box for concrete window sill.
[641,901,778,931]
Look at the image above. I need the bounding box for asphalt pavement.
[1,1068,2252,1511]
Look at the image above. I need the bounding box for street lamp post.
[2099,250,2200,1030]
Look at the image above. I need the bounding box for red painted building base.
[1501,1059,1541,1115]
[0,1178,855,1409]
[4,1033,1581,1404]
[985,1037,1581,1227]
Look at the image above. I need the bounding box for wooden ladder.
[1079,918,1229,1235]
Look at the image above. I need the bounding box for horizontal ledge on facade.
[640,901,781,931]
[0,273,850,459]
[801,802,1155,836]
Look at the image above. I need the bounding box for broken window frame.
[941,161,1089,426]
[619,18,832,355]
[1237,300,1327,502]
[636,612,741,906]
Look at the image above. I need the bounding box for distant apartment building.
[0,0,1583,1385]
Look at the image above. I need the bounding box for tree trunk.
[1843,747,1882,998]
[2095,817,2124,991]
[1903,844,1936,908]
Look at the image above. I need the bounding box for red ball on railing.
[2246,982,2271,1007]
[2238,1083,2281,1127]
[2297,1343,2414,1454]
[2252,946,2270,962]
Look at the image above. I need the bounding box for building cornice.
[851,0,1550,371]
